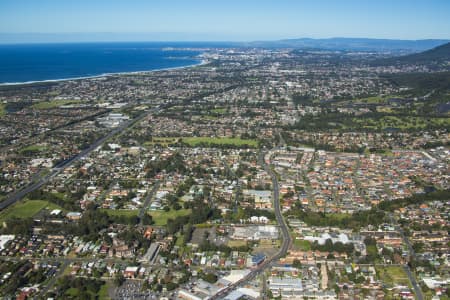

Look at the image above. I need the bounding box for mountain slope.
[395,42,450,62]
[373,42,450,66]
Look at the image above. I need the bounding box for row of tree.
[287,205,386,230]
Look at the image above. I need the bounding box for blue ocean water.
[0,42,207,84]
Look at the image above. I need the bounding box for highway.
[211,150,292,299]
[0,108,157,212]
[0,109,110,154]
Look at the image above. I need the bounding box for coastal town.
[0,45,449,300]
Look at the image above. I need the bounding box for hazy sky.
[0,0,449,42]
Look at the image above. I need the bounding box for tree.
[354,275,366,284]
[153,283,162,292]
[334,284,340,294]
[364,237,377,246]
[141,214,153,225]
[412,242,424,253]
[173,202,182,210]
[114,273,125,287]
[93,269,102,278]
[201,272,218,283]
[166,282,178,291]
[2,217,34,236]
[292,259,302,268]
[183,224,194,244]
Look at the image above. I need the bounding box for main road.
[211,150,292,299]
[0,107,159,211]
[221,156,241,212]
[138,180,160,225]
[259,151,292,262]
[389,213,424,300]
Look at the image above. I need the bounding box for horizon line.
[0,32,449,45]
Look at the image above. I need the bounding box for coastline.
[0,58,208,87]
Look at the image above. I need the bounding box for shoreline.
[0,58,208,87]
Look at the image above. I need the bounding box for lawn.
[65,286,108,299]
[357,96,386,104]
[227,240,248,248]
[19,144,47,154]
[366,244,378,259]
[328,213,350,221]
[376,266,411,287]
[376,107,394,113]
[201,115,219,120]
[145,137,179,147]
[148,209,191,226]
[31,99,81,109]
[211,108,227,114]
[0,200,62,223]
[0,103,5,116]
[175,233,185,247]
[98,282,111,299]
[145,136,259,148]
[101,209,139,218]
[352,115,450,131]
[181,137,258,148]
[65,287,80,297]
[293,238,312,251]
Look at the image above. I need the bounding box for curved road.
[211,151,292,299]
[259,151,292,264]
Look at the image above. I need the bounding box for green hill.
[374,42,450,66]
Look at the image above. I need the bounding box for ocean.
[0,42,209,84]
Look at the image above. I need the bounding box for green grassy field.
[101,209,139,217]
[175,233,185,247]
[182,137,258,147]
[227,240,248,248]
[65,287,80,297]
[366,244,379,259]
[210,108,227,114]
[0,200,62,223]
[293,238,312,251]
[66,287,108,299]
[0,103,5,116]
[148,209,191,226]
[351,115,450,130]
[98,282,111,299]
[31,100,81,109]
[201,115,219,120]
[376,266,411,287]
[376,107,394,113]
[145,137,259,148]
[355,95,404,104]
[358,96,386,104]
[19,144,47,154]
[328,213,351,221]
[145,137,179,147]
